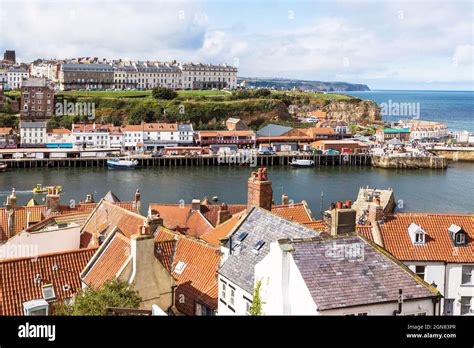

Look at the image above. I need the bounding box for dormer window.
[449,224,467,246]
[408,223,426,245]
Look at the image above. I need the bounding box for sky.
[0,0,473,90]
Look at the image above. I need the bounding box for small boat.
[290,159,315,167]
[33,184,63,194]
[0,162,7,171]
[107,158,139,169]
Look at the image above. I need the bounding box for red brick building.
[20,78,55,120]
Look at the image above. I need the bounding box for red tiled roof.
[302,220,326,231]
[155,228,221,314]
[200,212,245,246]
[271,202,314,224]
[0,203,97,242]
[380,214,474,262]
[81,200,144,246]
[0,248,97,315]
[81,232,131,288]
[356,225,374,241]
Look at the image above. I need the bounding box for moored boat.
[0,162,7,171]
[107,158,139,169]
[32,184,63,194]
[290,159,315,167]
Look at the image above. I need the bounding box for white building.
[255,236,439,315]
[46,129,74,147]
[19,121,47,146]
[179,62,238,90]
[217,207,316,315]
[399,119,449,141]
[7,67,29,89]
[122,122,195,151]
[369,213,474,316]
[72,123,110,149]
[30,62,56,81]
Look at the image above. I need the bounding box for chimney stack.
[324,199,356,236]
[134,189,141,213]
[146,209,164,234]
[247,167,273,211]
[282,194,289,205]
[191,198,201,212]
[85,193,95,203]
[368,197,384,225]
[45,186,61,212]
[217,203,231,225]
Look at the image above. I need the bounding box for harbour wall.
[372,155,447,169]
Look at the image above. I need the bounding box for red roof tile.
[380,214,474,262]
[81,232,131,288]
[0,248,97,315]
[272,202,314,224]
[155,228,221,314]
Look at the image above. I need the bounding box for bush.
[54,278,142,316]
[151,87,178,100]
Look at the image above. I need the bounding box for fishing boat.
[0,162,7,171]
[33,184,63,194]
[107,158,139,169]
[290,159,315,167]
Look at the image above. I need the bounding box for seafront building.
[20,78,55,120]
[6,66,29,89]
[56,60,238,91]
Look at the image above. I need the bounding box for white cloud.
[453,45,474,66]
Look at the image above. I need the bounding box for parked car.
[258,148,275,155]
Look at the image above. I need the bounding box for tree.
[151,86,178,100]
[54,279,142,316]
[249,279,264,316]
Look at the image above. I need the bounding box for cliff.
[239,77,370,92]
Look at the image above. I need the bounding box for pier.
[1,153,372,169]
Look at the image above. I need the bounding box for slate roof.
[219,207,317,293]
[61,63,113,72]
[257,124,293,137]
[287,235,438,311]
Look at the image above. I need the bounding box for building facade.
[19,121,47,147]
[7,67,29,89]
[59,63,114,90]
[20,78,55,120]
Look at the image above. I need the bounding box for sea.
[341,90,474,133]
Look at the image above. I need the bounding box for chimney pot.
[336,201,343,209]
[282,194,289,205]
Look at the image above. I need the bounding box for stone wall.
[432,149,474,162]
[372,155,447,169]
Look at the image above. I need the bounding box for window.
[221,281,227,302]
[42,284,56,300]
[461,266,473,285]
[415,266,426,280]
[460,297,472,315]
[195,302,214,316]
[415,232,425,244]
[455,233,466,245]
[244,297,252,315]
[229,286,235,307]
[174,261,186,274]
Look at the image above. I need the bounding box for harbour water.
[1,162,472,218]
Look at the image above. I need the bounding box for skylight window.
[174,261,186,274]
[237,232,248,242]
[252,240,265,254]
[42,284,56,301]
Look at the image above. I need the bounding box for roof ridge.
[0,247,98,264]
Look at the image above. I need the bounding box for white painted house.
[19,121,47,146]
[72,123,110,149]
[255,236,439,315]
[217,207,316,315]
[7,67,29,89]
[370,213,474,316]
